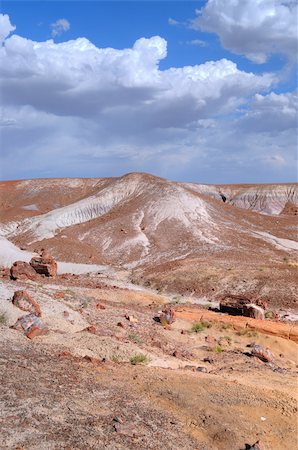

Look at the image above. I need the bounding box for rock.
[244,304,265,320]
[10,261,37,281]
[184,365,197,371]
[220,295,251,315]
[117,322,125,328]
[12,290,41,317]
[172,349,193,359]
[248,440,262,450]
[251,344,274,363]
[30,249,57,277]
[125,314,138,323]
[96,303,106,310]
[87,325,97,334]
[205,335,217,344]
[220,295,266,318]
[12,313,48,339]
[159,306,176,326]
[203,356,215,364]
[196,366,208,373]
[54,291,65,299]
[113,422,137,437]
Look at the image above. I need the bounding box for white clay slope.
[5,175,215,245]
[182,182,298,215]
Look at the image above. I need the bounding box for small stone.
[196,366,208,373]
[12,290,41,317]
[96,303,106,310]
[184,365,196,371]
[54,291,65,299]
[117,322,125,328]
[125,314,138,323]
[87,325,97,334]
[203,356,215,364]
[205,335,217,345]
[12,313,48,339]
[251,344,274,363]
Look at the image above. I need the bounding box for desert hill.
[0,173,297,310]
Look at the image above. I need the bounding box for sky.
[0,0,297,183]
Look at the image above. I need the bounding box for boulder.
[219,295,266,318]
[10,261,37,281]
[30,249,57,277]
[12,313,48,339]
[219,295,251,316]
[12,290,41,317]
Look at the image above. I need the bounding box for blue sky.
[0,1,297,183]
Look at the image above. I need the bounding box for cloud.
[168,17,179,26]
[188,39,207,47]
[192,0,298,63]
[51,18,70,37]
[0,14,15,45]
[0,13,295,183]
[239,90,297,133]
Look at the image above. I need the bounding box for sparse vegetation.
[191,320,212,333]
[130,353,150,365]
[112,354,121,363]
[171,296,181,304]
[128,333,142,344]
[221,323,231,331]
[214,344,224,353]
[265,310,274,319]
[220,335,232,344]
[0,313,7,326]
[236,328,258,338]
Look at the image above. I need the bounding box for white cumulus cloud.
[51,18,70,37]
[0,13,296,183]
[0,14,15,45]
[192,0,298,63]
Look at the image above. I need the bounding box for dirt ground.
[0,273,297,450]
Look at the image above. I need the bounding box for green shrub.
[130,353,150,365]
[191,320,212,333]
[214,345,224,353]
[265,310,273,319]
[128,333,142,344]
